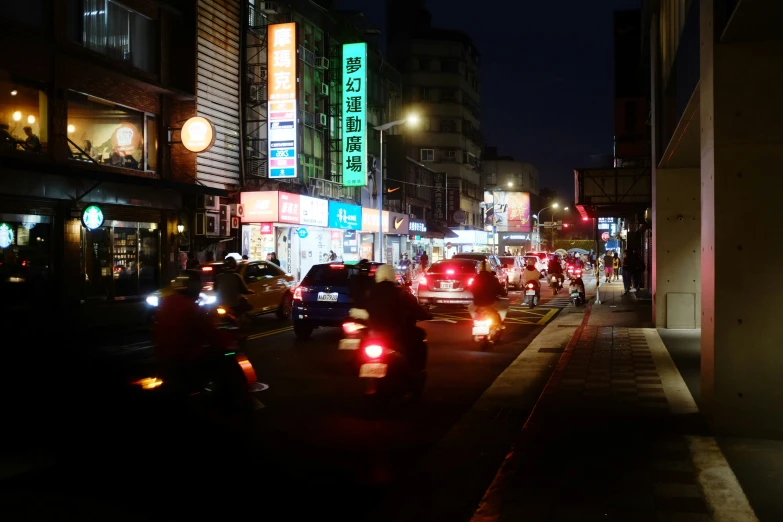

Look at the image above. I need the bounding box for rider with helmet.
[366,264,432,370]
[215,256,254,315]
[469,260,508,324]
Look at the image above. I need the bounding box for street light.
[373,115,419,263]
[549,206,568,250]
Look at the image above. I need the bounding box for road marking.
[247,326,293,339]
[535,308,558,325]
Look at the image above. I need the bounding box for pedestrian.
[612,252,620,281]
[603,251,613,283]
[621,250,632,294]
[268,252,280,266]
[420,251,429,270]
[631,249,645,292]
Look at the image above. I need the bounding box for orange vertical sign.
[268,23,297,101]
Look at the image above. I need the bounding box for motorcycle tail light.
[364,344,383,359]
[474,319,492,327]
[467,277,474,286]
[293,286,302,300]
[418,275,427,285]
[216,307,227,315]
[527,283,535,289]
[343,322,362,335]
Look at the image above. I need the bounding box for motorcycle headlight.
[145,295,159,307]
[198,292,217,306]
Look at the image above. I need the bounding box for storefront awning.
[424,222,458,239]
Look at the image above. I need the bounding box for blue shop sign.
[328,201,362,230]
[297,228,308,239]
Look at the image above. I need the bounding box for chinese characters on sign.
[447,182,459,227]
[279,192,300,223]
[267,23,298,179]
[433,172,447,223]
[342,43,367,186]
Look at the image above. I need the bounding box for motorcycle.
[569,268,586,306]
[472,306,503,350]
[550,274,563,295]
[357,327,427,407]
[524,280,540,309]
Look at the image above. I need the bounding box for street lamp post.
[531,214,539,250]
[548,206,568,251]
[373,115,419,263]
[536,203,558,251]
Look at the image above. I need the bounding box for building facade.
[387,0,483,231]
[643,0,783,438]
[0,0,228,307]
[482,148,540,196]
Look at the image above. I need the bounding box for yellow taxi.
[145,260,296,321]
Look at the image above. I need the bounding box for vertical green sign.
[342,42,367,187]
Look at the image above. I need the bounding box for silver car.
[416,259,479,306]
[499,256,524,289]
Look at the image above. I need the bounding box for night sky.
[337,0,642,198]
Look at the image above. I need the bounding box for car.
[526,251,550,276]
[498,255,524,289]
[145,261,296,323]
[291,261,410,340]
[416,259,479,307]
[451,253,508,293]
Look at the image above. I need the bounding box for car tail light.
[418,275,427,285]
[329,264,345,269]
[202,266,213,272]
[364,344,383,358]
[293,286,302,300]
[343,322,362,335]
[468,278,474,286]
[446,269,455,275]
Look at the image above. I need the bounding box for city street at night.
[2,280,587,521]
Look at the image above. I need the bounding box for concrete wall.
[653,168,701,328]
[700,0,783,438]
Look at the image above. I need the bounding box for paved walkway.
[471,286,757,522]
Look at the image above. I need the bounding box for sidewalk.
[471,282,758,522]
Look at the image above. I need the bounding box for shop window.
[420,149,434,162]
[0,216,53,304]
[67,91,156,172]
[74,0,158,74]
[0,72,48,155]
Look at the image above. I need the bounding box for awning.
[422,222,458,239]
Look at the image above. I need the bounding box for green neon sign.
[342,42,368,187]
[0,223,13,249]
[82,205,105,230]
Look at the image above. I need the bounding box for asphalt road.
[3,277,585,522]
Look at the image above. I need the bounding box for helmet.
[224,256,237,270]
[375,264,396,283]
[478,260,492,272]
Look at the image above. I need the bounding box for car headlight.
[145,295,159,307]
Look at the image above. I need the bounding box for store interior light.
[27,115,35,124]
[67,124,75,133]
[12,111,22,121]
[177,224,184,234]
[11,90,18,96]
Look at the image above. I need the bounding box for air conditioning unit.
[229,203,245,217]
[205,212,220,236]
[200,194,219,210]
[320,83,329,96]
[220,217,229,237]
[318,113,327,127]
[260,1,278,13]
[219,204,229,222]
[315,57,329,69]
[194,213,206,236]
[250,84,266,102]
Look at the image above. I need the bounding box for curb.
[470,302,593,522]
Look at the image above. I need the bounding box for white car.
[523,255,548,277]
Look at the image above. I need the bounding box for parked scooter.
[472,306,504,350]
[524,280,541,309]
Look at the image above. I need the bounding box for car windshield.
[428,260,478,274]
[302,263,371,286]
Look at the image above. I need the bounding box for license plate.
[359,363,387,378]
[440,299,467,304]
[526,290,536,296]
[571,293,580,297]
[338,338,360,350]
[317,292,339,302]
[472,326,490,336]
[440,282,454,289]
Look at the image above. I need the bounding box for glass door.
[83,227,112,299]
[138,226,159,296]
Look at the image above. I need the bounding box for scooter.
[569,268,586,306]
[358,328,427,408]
[550,274,563,295]
[472,306,504,350]
[524,280,540,309]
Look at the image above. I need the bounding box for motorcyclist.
[547,256,564,285]
[469,260,508,325]
[215,256,254,315]
[397,254,412,283]
[366,264,432,370]
[153,270,231,391]
[349,259,375,309]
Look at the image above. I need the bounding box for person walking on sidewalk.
[631,249,645,292]
[622,250,632,294]
[612,252,620,281]
[603,252,613,283]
